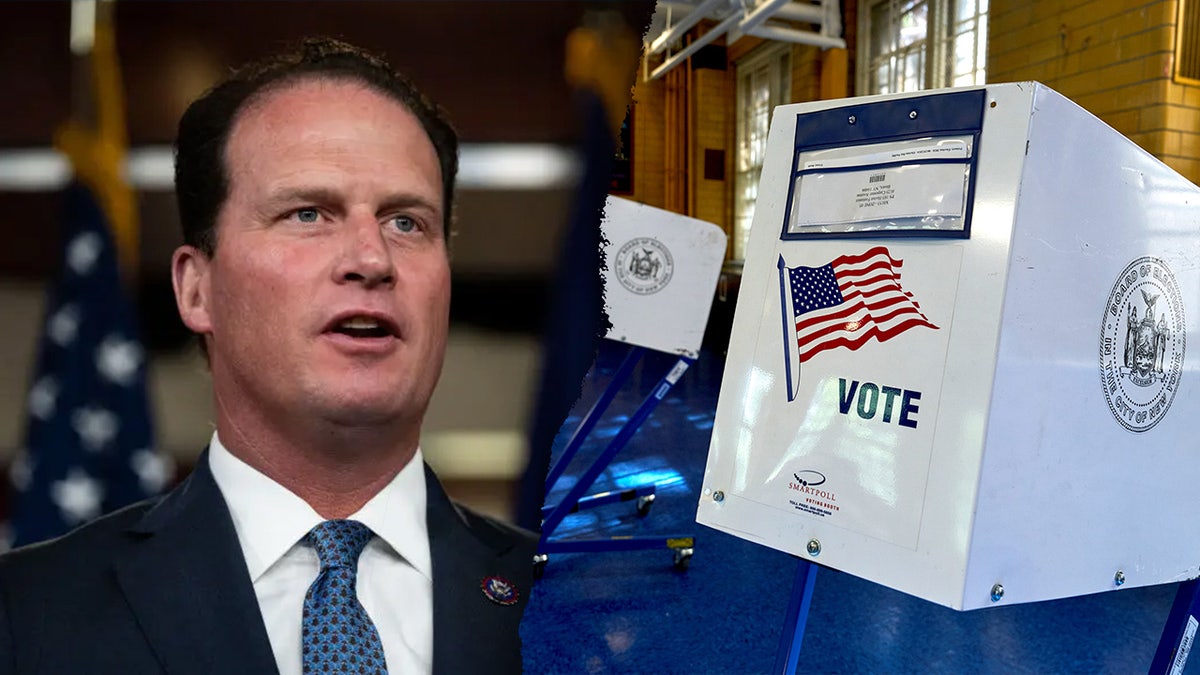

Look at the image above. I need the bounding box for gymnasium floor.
[520,341,1195,674]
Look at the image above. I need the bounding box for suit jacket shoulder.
[423,465,538,674]
[0,498,162,673]
[0,456,280,675]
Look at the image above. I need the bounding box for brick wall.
[690,65,732,230]
[791,45,824,103]
[631,71,667,209]
[989,0,1200,181]
[1164,2,1200,179]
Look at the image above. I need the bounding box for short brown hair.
[174,37,458,256]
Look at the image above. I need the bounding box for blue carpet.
[520,341,1196,674]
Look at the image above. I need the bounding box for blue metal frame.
[772,559,820,675]
[540,484,657,517]
[539,344,696,561]
[1150,578,1200,674]
[541,534,695,554]
[543,346,645,491]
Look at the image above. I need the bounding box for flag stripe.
[800,300,933,336]
[830,246,902,270]
[799,297,932,352]
[841,285,922,311]
[835,260,904,287]
[796,293,917,334]
[799,316,939,362]
[839,278,913,304]
[798,297,931,344]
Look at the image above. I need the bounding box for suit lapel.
[426,466,533,675]
[113,451,279,675]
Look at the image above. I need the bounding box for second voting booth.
[696,81,1200,623]
[538,196,725,572]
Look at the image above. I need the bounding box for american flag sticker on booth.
[777,246,938,402]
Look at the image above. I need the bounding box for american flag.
[3,10,172,548]
[3,184,173,550]
[778,246,937,401]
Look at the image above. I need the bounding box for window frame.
[857,0,988,96]
[1175,0,1200,86]
[732,42,792,262]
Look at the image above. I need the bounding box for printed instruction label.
[791,163,967,229]
[665,360,690,384]
[1170,615,1198,675]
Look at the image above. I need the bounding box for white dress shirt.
[207,431,433,675]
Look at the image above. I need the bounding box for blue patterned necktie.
[302,520,389,674]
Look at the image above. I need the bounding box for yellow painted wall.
[690,66,732,231]
[631,72,667,210]
[990,0,1200,181]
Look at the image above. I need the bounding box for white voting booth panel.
[601,196,727,357]
[696,82,1200,610]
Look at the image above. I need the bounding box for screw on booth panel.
[990,583,1005,602]
[712,490,725,502]
[908,110,918,119]
[1114,570,1126,587]
[847,115,856,125]
[806,539,821,557]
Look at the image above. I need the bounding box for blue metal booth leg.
[541,352,692,537]
[543,346,645,492]
[1150,577,1200,674]
[773,558,819,675]
[537,346,697,572]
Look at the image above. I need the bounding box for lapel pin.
[480,575,519,606]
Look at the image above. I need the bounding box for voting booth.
[696,83,1200,611]
[538,196,725,571]
[601,196,727,358]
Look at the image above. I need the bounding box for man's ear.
[172,245,213,335]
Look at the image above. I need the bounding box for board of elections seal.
[615,237,674,295]
[1099,257,1185,433]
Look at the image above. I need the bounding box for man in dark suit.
[0,38,536,674]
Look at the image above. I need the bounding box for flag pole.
[778,255,799,402]
[59,0,138,281]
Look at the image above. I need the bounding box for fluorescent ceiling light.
[0,144,581,191]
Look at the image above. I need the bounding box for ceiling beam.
[643,0,844,80]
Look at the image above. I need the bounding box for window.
[1176,0,1200,85]
[734,44,791,261]
[860,0,988,95]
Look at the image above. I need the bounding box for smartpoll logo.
[787,470,838,518]
[777,246,938,402]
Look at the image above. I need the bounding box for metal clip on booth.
[536,196,726,577]
[695,83,1200,673]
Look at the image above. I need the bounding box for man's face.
[173,78,450,438]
